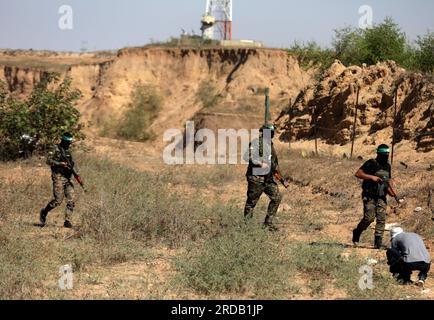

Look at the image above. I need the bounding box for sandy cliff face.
[277,60,434,151]
[1,48,432,152]
[85,47,310,141]
[0,47,310,144]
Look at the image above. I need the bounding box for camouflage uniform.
[354,159,392,241]
[244,136,282,227]
[42,144,76,223]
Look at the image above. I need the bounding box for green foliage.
[363,18,408,65]
[0,73,83,160]
[196,81,221,109]
[333,18,410,67]
[290,18,432,74]
[287,41,336,72]
[414,31,434,73]
[115,84,161,142]
[332,26,367,66]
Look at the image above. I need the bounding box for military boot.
[352,229,362,245]
[374,236,387,250]
[39,208,48,227]
[263,216,279,232]
[263,223,279,232]
[64,220,73,229]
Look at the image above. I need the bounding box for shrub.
[0,73,83,160]
[196,81,221,109]
[288,41,336,72]
[332,18,412,68]
[414,31,434,74]
[115,84,161,142]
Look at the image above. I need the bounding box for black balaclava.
[376,144,390,165]
[60,140,72,150]
[376,153,389,165]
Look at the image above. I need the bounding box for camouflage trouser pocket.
[359,197,387,236]
[49,173,75,220]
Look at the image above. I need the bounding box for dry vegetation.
[0,142,432,300]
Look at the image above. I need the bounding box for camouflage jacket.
[246,137,279,180]
[46,144,77,178]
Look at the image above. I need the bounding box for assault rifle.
[274,170,289,189]
[379,178,404,204]
[59,147,87,192]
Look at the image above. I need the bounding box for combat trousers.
[244,175,282,225]
[355,196,387,238]
[43,173,75,222]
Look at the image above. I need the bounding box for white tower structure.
[201,0,233,41]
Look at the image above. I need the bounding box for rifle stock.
[274,171,288,189]
[72,169,87,192]
[385,181,401,202]
[59,147,87,192]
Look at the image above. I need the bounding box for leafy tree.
[332,18,412,68]
[0,73,83,160]
[362,18,408,65]
[414,31,434,73]
[332,26,366,66]
[288,40,335,72]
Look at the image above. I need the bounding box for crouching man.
[387,227,431,287]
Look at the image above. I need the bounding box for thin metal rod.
[350,85,360,159]
[391,88,398,165]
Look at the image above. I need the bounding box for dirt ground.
[1,133,433,300]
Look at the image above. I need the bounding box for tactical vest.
[376,168,390,198]
[50,145,74,177]
[246,138,278,179]
[363,164,391,198]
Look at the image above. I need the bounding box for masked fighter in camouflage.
[352,144,400,249]
[244,124,289,232]
[39,133,78,229]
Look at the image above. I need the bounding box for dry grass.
[0,146,432,300]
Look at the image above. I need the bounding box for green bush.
[414,31,434,73]
[332,26,367,67]
[287,41,336,72]
[196,81,221,109]
[289,17,433,73]
[115,84,161,142]
[0,73,83,160]
[332,18,413,68]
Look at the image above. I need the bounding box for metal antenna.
[201,0,233,40]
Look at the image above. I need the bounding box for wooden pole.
[313,105,318,156]
[391,88,398,165]
[350,85,360,159]
[288,99,292,152]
